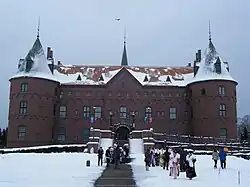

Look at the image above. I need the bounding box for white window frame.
[94,106,102,119]
[120,107,127,118]
[59,105,67,118]
[169,107,177,120]
[19,101,27,114]
[20,83,28,92]
[18,126,26,139]
[219,86,225,96]
[219,104,226,117]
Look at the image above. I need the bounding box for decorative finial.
[37,16,40,38]
[209,20,212,41]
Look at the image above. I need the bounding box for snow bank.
[130,139,144,154]
[0,153,104,187]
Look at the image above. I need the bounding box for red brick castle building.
[7,32,237,148]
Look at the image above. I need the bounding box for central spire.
[121,28,128,66]
[37,16,40,38]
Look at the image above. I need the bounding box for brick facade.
[7,68,238,148]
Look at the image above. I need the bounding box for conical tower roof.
[188,39,237,85]
[10,37,58,82]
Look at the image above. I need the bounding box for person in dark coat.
[179,147,187,172]
[219,148,227,169]
[144,148,151,171]
[123,144,129,158]
[97,147,104,166]
[113,145,121,169]
[105,147,111,168]
[163,149,170,170]
[185,151,197,180]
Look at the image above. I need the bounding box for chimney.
[47,47,54,74]
[224,61,229,72]
[50,50,53,59]
[197,49,201,62]
[57,61,62,66]
[193,60,199,77]
[188,63,191,67]
[18,59,24,69]
[47,47,53,60]
[195,53,199,62]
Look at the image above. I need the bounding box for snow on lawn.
[131,154,250,187]
[0,153,104,187]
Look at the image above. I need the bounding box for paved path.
[94,164,137,187]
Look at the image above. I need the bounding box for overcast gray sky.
[0,0,249,128]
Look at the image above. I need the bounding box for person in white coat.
[168,148,174,177]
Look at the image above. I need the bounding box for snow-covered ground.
[0,153,104,187]
[100,138,113,152]
[129,139,144,154]
[131,154,250,187]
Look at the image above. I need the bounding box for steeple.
[37,16,40,38]
[121,28,128,66]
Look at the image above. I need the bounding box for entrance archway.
[115,126,130,140]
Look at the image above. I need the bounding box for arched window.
[145,107,152,118]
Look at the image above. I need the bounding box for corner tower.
[187,36,237,139]
[7,34,60,148]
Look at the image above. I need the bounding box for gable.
[106,67,142,89]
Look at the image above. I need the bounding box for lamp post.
[109,111,113,139]
[90,126,94,140]
[148,127,153,140]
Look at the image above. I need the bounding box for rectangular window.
[18,126,26,139]
[83,128,90,141]
[220,128,227,139]
[59,105,67,118]
[219,104,226,117]
[19,101,27,114]
[94,106,102,119]
[53,104,56,116]
[145,107,152,118]
[120,107,127,118]
[54,88,58,96]
[169,107,177,120]
[219,86,225,96]
[20,83,28,92]
[83,106,90,119]
[60,91,64,98]
[57,127,66,141]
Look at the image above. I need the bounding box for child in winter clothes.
[219,148,227,169]
[212,149,219,168]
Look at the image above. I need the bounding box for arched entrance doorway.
[115,126,130,140]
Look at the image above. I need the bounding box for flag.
[149,117,152,123]
[90,116,94,124]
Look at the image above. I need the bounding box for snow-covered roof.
[10,37,59,82]
[188,40,237,85]
[54,65,194,87]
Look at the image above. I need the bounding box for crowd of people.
[144,146,228,180]
[96,143,228,181]
[97,143,129,169]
